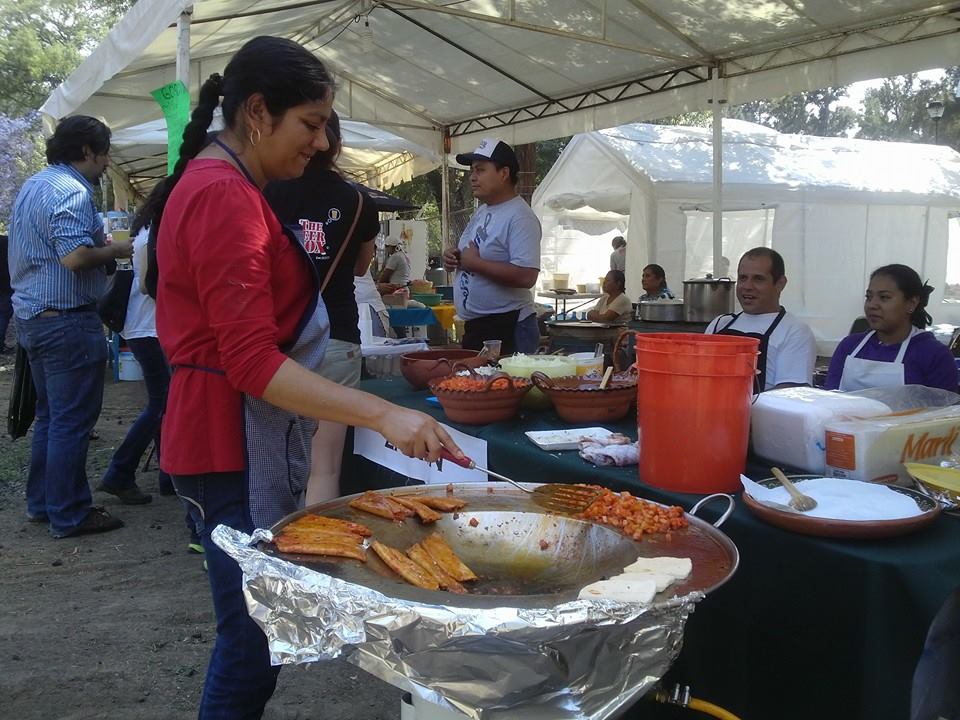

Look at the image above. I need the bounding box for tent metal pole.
[176,8,193,88]
[441,127,451,253]
[711,66,724,278]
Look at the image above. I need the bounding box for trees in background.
[0,0,132,228]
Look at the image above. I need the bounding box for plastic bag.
[844,384,960,413]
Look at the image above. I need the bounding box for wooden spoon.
[771,467,817,512]
[599,366,614,389]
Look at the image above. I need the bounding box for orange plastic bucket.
[635,336,759,494]
[639,348,758,377]
[635,332,759,356]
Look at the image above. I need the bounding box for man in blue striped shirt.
[9,116,135,538]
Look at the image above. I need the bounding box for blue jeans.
[101,336,171,491]
[17,310,106,534]
[173,472,280,720]
[515,312,540,354]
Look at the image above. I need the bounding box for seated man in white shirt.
[705,247,816,391]
[377,236,410,291]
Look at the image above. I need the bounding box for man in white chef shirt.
[705,247,817,391]
[377,235,411,288]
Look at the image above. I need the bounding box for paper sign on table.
[354,424,488,484]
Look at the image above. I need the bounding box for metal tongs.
[439,448,603,513]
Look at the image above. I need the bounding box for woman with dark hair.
[588,269,632,322]
[825,264,957,391]
[152,36,461,718]
[263,110,379,504]
[639,263,674,301]
[97,180,171,505]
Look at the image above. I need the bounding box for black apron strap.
[462,309,522,355]
[754,307,787,391]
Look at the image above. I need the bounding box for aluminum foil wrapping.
[214,525,702,720]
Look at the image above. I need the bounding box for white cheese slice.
[619,570,674,592]
[623,556,692,580]
[578,577,657,604]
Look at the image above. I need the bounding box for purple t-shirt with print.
[825,330,958,392]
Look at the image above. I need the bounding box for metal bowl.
[266,483,739,609]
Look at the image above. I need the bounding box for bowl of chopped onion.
[428,366,532,425]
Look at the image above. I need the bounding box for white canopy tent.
[41,1,960,151]
[42,0,960,219]
[109,115,439,196]
[39,1,960,254]
[533,120,960,351]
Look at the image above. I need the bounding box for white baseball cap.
[455,138,519,173]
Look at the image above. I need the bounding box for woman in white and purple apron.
[825,264,957,392]
[153,37,462,720]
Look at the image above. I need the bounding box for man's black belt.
[38,303,96,317]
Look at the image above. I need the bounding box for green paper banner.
[150,80,191,175]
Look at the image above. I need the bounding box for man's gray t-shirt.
[454,195,541,321]
[383,250,410,286]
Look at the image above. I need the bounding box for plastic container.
[411,292,442,306]
[825,405,960,486]
[552,273,570,291]
[498,354,578,409]
[750,387,892,474]
[118,350,144,382]
[635,335,759,493]
[566,352,605,376]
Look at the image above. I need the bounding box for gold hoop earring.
[248,127,261,147]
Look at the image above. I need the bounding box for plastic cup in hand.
[481,339,502,362]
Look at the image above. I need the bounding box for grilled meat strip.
[284,514,372,537]
[421,533,477,582]
[407,542,467,593]
[349,491,411,521]
[415,496,467,512]
[391,496,443,524]
[370,541,440,590]
[273,535,367,561]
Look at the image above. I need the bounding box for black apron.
[715,307,786,392]
[462,309,521,356]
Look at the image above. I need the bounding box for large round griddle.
[265,483,738,610]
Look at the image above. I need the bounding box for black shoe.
[52,507,124,538]
[95,482,152,505]
[26,513,49,524]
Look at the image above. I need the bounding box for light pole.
[927,100,945,144]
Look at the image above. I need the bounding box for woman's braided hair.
[145,36,334,297]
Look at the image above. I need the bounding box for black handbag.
[97,267,134,334]
[7,344,37,439]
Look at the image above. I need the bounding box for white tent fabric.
[532,120,960,352]
[41,1,960,157]
[109,116,439,194]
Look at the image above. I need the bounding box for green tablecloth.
[343,378,960,720]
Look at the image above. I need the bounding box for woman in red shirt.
[153,36,461,719]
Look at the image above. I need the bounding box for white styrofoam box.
[750,387,891,473]
[118,350,143,382]
[825,405,960,486]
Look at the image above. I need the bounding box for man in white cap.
[443,138,541,354]
[377,235,411,289]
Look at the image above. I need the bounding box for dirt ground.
[0,339,403,719]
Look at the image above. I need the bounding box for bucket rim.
[635,365,757,378]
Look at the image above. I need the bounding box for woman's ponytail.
[147,73,224,298]
[913,283,934,330]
